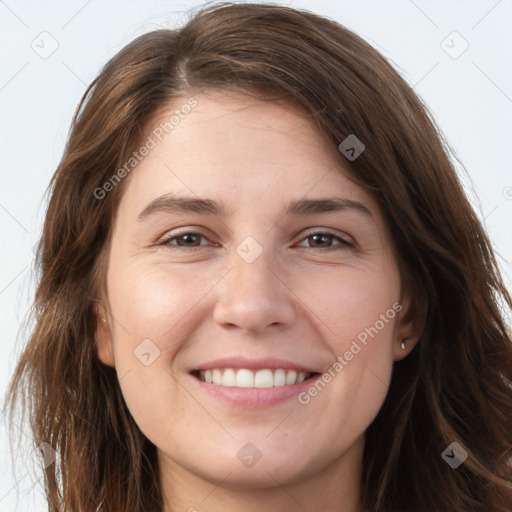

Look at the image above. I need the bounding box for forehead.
[116,91,380,221]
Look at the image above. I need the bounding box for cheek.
[295,266,400,420]
[104,261,194,437]
[105,262,226,432]
[107,261,214,361]
[297,262,400,348]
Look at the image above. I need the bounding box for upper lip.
[191,356,321,374]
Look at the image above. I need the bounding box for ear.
[393,289,426,361]
[93,302,115,367]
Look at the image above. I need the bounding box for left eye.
[297,231,353,250]
[158,231,353,251]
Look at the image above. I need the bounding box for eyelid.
[157,228,212,247]
[299,228,354,246]
[157,227,354,250]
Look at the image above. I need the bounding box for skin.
[95,91,419,512]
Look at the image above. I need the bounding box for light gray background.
[1,0,511,509]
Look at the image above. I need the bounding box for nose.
[212,243,296,335]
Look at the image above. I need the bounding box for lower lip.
[189,373,318,407]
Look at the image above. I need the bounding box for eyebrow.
[137,193,373,222]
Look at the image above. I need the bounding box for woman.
[5,2,512,511]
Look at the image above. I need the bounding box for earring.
[401,338,407,350]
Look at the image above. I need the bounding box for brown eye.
[298,231,354,250]
[159,232,209,248]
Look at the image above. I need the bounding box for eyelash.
[157,229,354,252]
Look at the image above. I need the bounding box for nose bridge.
[230,233,278,302]
[212,232,295,333]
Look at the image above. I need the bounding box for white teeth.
[198,368,312,388]
[285,370,297,385]
[254,369,273,388]
[274,369,286,386]
[222,368,236,386]
[236,369,254,387]
[296,372,307,383]
[212,369,222,384]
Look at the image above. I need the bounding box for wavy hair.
[5,2,512,511]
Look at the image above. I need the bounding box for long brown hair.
[5,2,512,511]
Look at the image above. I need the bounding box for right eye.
[158,231,213,250]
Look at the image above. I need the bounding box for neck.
[159,435,365,512]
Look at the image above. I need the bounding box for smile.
[195,368,317,388]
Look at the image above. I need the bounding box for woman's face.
[96,91,413,492]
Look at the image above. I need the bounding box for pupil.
[312,234,330,247]
[182,234,197,246]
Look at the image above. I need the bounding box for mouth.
[190,368,321,388]
[188,356,324,406]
